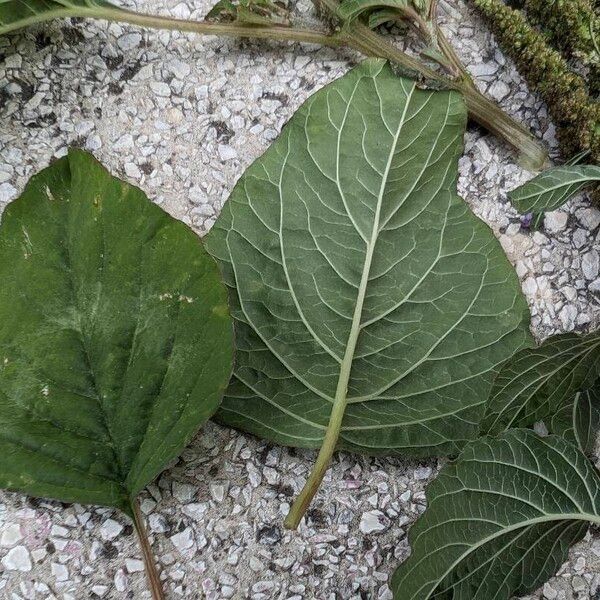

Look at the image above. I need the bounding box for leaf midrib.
[62,193,126,484]
[317,79,418,440]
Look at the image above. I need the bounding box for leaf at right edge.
[205,59,532,460]
[481,332,600,436]
[550,382,600,456]
[391,429,600,600]
[509,164,600,218]
[0,0,126,36]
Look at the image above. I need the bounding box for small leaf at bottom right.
[392,429,600,600]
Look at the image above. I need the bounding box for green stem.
[435,26,475,87]
[131,498,165,600]
[283,393,347,529]
[285,115,389,529]
[85,7,347,47]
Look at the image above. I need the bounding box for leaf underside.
[206,59,532,458]
[550,383,600,456]
[0,150,233,513]
[509,165,600,217]
[0,0,122,36]
[392,429,600,600]
[481,332,600,436]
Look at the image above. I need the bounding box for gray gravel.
[1,0,600,598]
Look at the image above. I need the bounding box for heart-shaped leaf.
[0,0,126,36]
[481,332,600,435]
[392,429,600,600]
[0,149,233,595]
[550,383,600,455]
[509,164,600,218]
[205,59,532,527]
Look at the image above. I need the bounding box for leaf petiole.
[284,386,348,529]
[131,498,165,600]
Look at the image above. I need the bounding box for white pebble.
[544,211,568,233]
[91,586,109,598]
[582,250,599,280]
[51,562,69,581]
[125,559,145,573]
[218,145,237,161]
[172,481,195,502]
[359,510,387,534]
[170,527,194,552]
[2,546,32,572]
[1,524,23,547]
[100,518,123,541]
[210,483,226,502]
[117,33,142,51]
[113,134,134,152]
[151,82,171,97]
[114,569,128,592]
[488,80,510,101]
[0,182,17,203]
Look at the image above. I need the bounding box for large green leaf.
[392,429,600,600]
[0,0,125,36]
[509,164,600,218]
[0,149,233,515]
[206,59,532,522]
[481,332,600,435]
[550,383,600,455]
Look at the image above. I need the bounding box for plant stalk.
[131,498,165,600]
[435,26,476,88]
[284,393,347,529]
[83,7,348,48]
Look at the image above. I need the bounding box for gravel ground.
[1,0,600,598]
